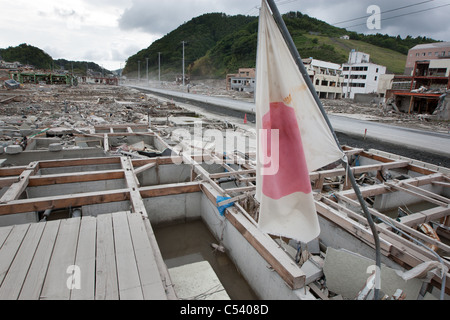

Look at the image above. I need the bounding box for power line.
[331,0,435,26]
[343,3,450,29]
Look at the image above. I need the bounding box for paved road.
[129,85,450,158]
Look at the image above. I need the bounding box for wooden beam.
[139,182,201,199]
[399,206,450,227]
[28,170,124,187]
[385,182,448,207]
[209,169,256,179]
[316,200,391,255]
[121,157,147,218]
[337,194,450,255]
[0,189,130,216]
[341,173,444,200]
[403,182,450,204]
[0,162,39,203]
[104,134,109,152]
[133,163,156,175]
[38,157,121,169]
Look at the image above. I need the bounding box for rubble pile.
[322,99,449,133]
[0,83,185,152]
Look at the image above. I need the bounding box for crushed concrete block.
[49,143,63,152]
[323,248,423,300]
[5,145,22,155]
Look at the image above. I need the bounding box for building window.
[435,52,439,56]
[416,53,420,57]
[374,76,378,81]
[428,52,432,56]
[376,68,379,73]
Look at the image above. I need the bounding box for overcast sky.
[1,0,449,71]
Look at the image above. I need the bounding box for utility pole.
[158,52,161,83]
[181,41,186,86]
[138,61,141,82]
[146,58,149,85]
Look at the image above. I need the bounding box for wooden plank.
[0,226,13,249]
[0,188,130,216]
[0,166,27,178]
[71,217,97,300]
[121,157,147,217]
[316,200,391,255]
[385,182,448,207]
[209,169,256,179]
[112,212,143,300]
[95,213,119,300]
[403,182,450,204]
[38,157,121,169]
[40,218,81,300]
[399,206,450,227]
[0,223,45,300]
[433,181,450,188]
[28,170,124,187]
[341,173,444,200]
[0,162,38,203]
[104,134,109,152]
[139,182,201,199]
[337,195,450,255]
[127,213,167,300]
[0,224,30,286]
[18,220,61,300]
[134,163,156,175]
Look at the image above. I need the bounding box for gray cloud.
[118,0,449,41]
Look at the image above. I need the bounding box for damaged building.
[0,79,448,301]
[387,59,450,119]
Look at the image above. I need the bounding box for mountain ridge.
[123,11,440,79]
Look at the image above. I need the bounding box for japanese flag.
[255,0,344,243]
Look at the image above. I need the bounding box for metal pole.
[146,58,149,85]
[182,41,185,86]
[158,52,161,83]
[138,61,141,82]
[265,0,382,300]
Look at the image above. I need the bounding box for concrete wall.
[144,192,202,227]
[137,163,192,187]
[0,148,106,166]
[200,192,315,300]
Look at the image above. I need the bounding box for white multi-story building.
[342,51,386,99]
[303,58,344,99]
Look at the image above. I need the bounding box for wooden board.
[0,224,30,286]
[127,213,167,300]
[18,220,61,300]
[40,218,81,300]
[95,214,119,300]
[112,212,144,300]
[71,216,97,300]
[0,223,45,300]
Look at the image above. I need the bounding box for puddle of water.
[154,219,259,300]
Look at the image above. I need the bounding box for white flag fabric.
[255,0,344,243]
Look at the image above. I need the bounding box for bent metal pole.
[265,0,382,300]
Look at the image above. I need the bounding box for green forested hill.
[124,11,440,79]
[0,44,53,70]
[0,43,108,76]
[122,13,255,79]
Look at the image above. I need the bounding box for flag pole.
[265,0,381,300]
